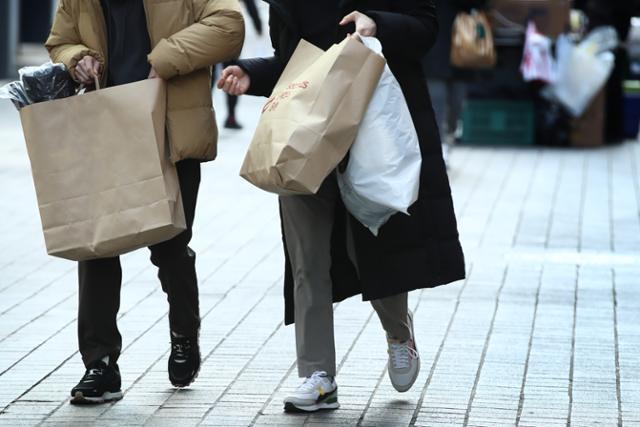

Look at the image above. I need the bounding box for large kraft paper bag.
[240,37,386,195]
[19,78,186,261]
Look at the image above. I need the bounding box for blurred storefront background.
[424,0,640,147]
[2,0,640,146]
[1,0,57,79]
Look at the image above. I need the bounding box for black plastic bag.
[0,63,77,110]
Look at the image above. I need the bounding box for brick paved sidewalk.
[1,42,640,427]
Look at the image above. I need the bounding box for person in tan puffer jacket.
[46,0,245,405]
[46,0,245,162]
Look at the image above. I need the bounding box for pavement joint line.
[195,207,279,285]
[457,148,496,222]
[515,265,545,425]
[408,264,474,427]
[134,241,281,423]
[446,145,474,187]
[567,265,580,426]
[331,309,379,427]
[355,289,425,427]
[247,350,298,426]
[478,150,518,247]
[577,152,588,253]
[0,265,75,317]
[116,269,281,424]
[301,297,393,426]
[0,263,159,375]
[249,290,393,426]
[38,310,171,425]
[612,269,623,427]
[0,278,76,345]
[544,154,565,250]
[0,256,160,347]
[247,299,349,426]
[29,287,164,424]
[194,278,283,425]
[10,289,161,425]
[140,257,283,422]
[16,220,279,423]
[511,149,542,248]
[0,349,78,418]
[0,258,53,294]
[0,315,76,380]
[607,149,615,253]
[462,265,509,427]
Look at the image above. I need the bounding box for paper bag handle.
[78,75,101,95]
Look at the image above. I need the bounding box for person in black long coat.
[218,0,465,413]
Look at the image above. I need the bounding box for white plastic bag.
[521,23,556,84]
[337,37,422,236]
[545,28,618,117]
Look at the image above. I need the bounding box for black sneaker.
[70,360,123,404]
[224,116,243,130]
[169,334,201,388]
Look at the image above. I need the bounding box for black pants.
[242,0,262,34]
[77,160,201,367]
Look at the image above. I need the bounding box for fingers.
[226,76,242,96]
[340,11,359,25]
[217,68,233,89]
[76,57,100,84]
[221,75,246,96]
[217,67,248,95]
[75,65,91,84]
[359,28,375,37]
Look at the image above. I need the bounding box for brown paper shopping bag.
[19,78,186,261]
[240,37,386,195]
[451,11,497,69]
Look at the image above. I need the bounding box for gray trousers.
[428,78,466,139]
[280,173,410,378]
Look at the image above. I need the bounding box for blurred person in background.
[575,0,640,141]
[46,0,244,405]
[422,0,489,152]
[243,0,263,36]
[218,0,465,414]
[220,0,264,130]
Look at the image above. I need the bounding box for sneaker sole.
[390,311,421,393]
[390,359,421,393]
[170,351,202,389]
[70,390,123,405]
[284,401,340,413]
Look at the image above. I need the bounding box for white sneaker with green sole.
[283,371,339,413]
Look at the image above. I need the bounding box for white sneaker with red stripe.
[387,311,420,392]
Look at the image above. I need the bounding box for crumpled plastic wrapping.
[0,63,77,110]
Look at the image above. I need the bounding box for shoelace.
[298,372,329,393]
[171,341,192,362]
[389,340,418,370]
[81,367,104,383]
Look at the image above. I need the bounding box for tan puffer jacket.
[46,0,245,162]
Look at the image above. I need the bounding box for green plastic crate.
[461,99,535,146]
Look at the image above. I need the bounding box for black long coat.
[238,0,465,325]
